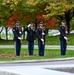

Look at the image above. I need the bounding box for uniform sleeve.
[44,28,48,36]
[60,26,66,37]
[12,27,18,38]
[33,29,37,40]
[19,27,22,35]
[36,28,42,39]
[22,27,28,34]
[12,27,16,35]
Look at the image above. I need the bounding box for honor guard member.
[59,20,68,55]
[37,21,47,56]
[23,22,36,55]
[12,20,22,56]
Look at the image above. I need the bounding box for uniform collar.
[40,26,43,28]
[62,24,65,26]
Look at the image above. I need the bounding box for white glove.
[18,37,22,40]
[19,31,22,34]
[42,32,45,35]
[27,24,31,27]
[64,37,67,40]
[41,39,44,42]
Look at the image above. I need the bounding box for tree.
[45,0,74,33]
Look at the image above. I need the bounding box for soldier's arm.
[44,28,48,36]
[60,26,65,36]
[33,29,37,40]
[60,26,67,41]
[22,27,28,34]
[36,28,41,39]
[12,27,18,38]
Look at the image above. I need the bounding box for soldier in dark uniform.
[36,21,47,56]
[12,20,22,56]
[23,22,36,55]
[59,20,68,55]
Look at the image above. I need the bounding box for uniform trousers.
[60,39,67,55]
[28,41,34,55]
[15,39,21,56]
[38,40,45,56]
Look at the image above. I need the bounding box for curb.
[0,57,74,64]
[0,45,74,50]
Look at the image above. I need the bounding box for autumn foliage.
[36,14,58,29]
[7,14,58,29]
[36,14,44,21]
[7,15,19,28]
[45,18,58,29]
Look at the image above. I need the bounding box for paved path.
[0,45,74,50]
[0,45,74,75]
[0,62,74,75]
[0,58,74,75]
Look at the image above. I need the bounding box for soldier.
[12,20,22,56]
[23,22,36,55]
[36,21,47,56]
[59,20,68,55]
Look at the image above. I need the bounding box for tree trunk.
[65,11,71,34]
[23,32,25,39]
[5,27,8,40]
[35,18,37,29]
[65,20,70,34]
[0,33,1,39]
[0,26,4,39]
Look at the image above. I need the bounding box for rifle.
[18,26,22,43]
[60,25,68,43]
[42,27,44,45]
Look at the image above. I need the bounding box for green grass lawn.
[0,48,74,61]
[0,34,73,61]
[0,34,74,45]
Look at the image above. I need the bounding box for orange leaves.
[45,18,58,29]
[7,21,15,28]
[7,14,58,29]
[7,15,19,28]
[36,14,44,21]
[23,16,31,22]
[36,14,58,29]
[9,16,18,21]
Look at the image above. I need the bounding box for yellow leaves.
[7,0,13,3]
[43,14,49,19]
[45,13,55,18]
[32,1,38,6]
[7,0,10,4]
[13,0,18,5]
[26,0,40,6]
[45,6,50,11]
[45,3,61,12]
[60,1,74,12]
[65,5,69,11]
[60,2,69,11]
[45,1,72,16]
[7,0,18,5]
[2,3,6,5]
[61,1,67,6]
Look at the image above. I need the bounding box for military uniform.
[12,25,22,56]
[59,21,67,55]
[37,26,47,56]
[23,26,36,55]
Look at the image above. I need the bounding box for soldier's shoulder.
[36,27,40,30]
[43,26,46,29]
[37,27,40,29]
[13,26,16,28]
[12,26,15,30]
[60,25,63,28]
